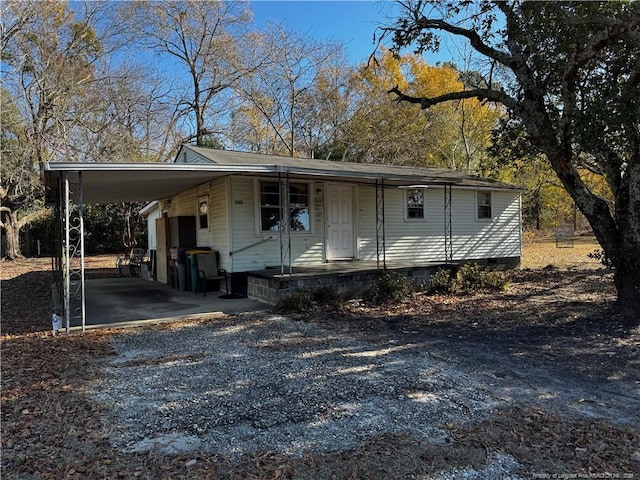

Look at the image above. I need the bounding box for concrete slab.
[75,277,267,329]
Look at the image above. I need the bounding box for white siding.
[168,186,198,217]
[358,187,448,263]
[450,189,521,260]
[209,178,230,270]
[145,209,161,250]
[358,186,521,263]
[174,148,211,164]
[166,176,521,273]
[166,179,232,269]
[228,177,326,272]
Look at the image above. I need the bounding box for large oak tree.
[382,0,640,314]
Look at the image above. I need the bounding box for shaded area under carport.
[71,277,266,330]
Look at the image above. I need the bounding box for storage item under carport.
[191,251,227,296]
[170,247,189,291]
[186,249,212,293]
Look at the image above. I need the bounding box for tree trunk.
[2,210,24,260]
[613,162,640,316]
[614,260,640,316]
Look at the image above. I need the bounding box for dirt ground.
[1,238,639,479]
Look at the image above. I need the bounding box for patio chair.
[116,248,147,277]
[196,253,227,296]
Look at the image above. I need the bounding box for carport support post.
[444,183,453,264]
[62,172,86,333]
[78,172,86,332]
[63,173,71,333]
[375,179,387,270]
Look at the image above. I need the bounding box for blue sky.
[250,1,450,65]
[250,1,399,65]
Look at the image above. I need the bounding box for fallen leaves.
[2,249,639,479]
[446,406,640,476]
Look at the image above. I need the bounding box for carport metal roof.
[44,162,274,205]
[44,148,522,205]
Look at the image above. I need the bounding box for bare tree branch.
[388,85,518,112]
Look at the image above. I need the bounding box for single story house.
[44,145,523,329]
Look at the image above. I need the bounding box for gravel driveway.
[93,311,639,472]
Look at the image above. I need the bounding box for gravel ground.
[95,314,500,458]
[91,310,639,479]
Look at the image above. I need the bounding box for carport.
[44,155,474,332]
[44,162,272,333]
[75,277,264,331]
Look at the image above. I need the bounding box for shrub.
[273,290,314,314]
[273,286,343,314]
[455,263,509,294]
[425,263,509,295]
[311,285,342,311]
[362,272,414,306]
[426,267,455,293]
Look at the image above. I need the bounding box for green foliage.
[310,286,342,311]
[426,264,509,295]
[425,267,455,293]
[273,290,314,314]
[588,250,614,270]
[273,286,343,314]
[23,203,148,256]
[454,263,509,294]
[362,272,414,306]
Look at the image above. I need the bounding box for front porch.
[246,261,445,304]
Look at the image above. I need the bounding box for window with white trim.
[198,195,209,229]
[477,191,492,219]
[258,180,311,232]
[406,188,425,220]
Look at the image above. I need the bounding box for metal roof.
[182,146,522,190]
[44,145,523,205]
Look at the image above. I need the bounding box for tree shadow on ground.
[1,271,54,336]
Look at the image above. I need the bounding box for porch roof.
[44,146,523,205]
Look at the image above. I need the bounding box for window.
[198,195,209,229]
[259,181,311,232]
[477,191,492,219]
[406,188,425,220]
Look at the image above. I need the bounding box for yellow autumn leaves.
[346,48,501,172]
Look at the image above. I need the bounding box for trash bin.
[186,248,213,293]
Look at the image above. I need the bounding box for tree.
[382,1,640,313]
[1,0,102,259]
[342,48,500,169]
[120,0,254,147]
[77,64,181,163]
[235,26,344,157]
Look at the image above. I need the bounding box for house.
[159,146,523,300]
[44,145,523,328]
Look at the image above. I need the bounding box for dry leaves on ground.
[2,250,639,478]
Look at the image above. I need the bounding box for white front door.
[326,184,355,260]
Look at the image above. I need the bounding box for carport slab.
[76,277,266,329]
